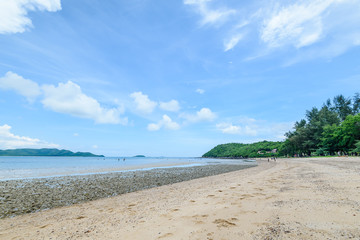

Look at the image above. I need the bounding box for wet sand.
[1,157,360,239]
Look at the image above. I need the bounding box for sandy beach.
[1,157,360,239]
[0,163,255,218]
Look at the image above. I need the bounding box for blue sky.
[0,0,360,157]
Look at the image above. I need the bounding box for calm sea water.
[0,156,255,180]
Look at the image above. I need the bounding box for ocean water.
[0,156,256,180]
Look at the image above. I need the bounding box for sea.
[0,156,256,181]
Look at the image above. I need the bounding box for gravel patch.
[0,163,255,218]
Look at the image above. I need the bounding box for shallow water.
[0,156,255,180]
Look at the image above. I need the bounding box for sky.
[0,0,360,157]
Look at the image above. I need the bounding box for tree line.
[203,93,360,158]
[280,93,360,156]
[203,141,283,158]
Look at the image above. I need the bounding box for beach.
[0,163,255,218]
[1,157,360,239]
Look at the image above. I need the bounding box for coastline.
[0,163,256,218]
[0,157,254,180]
[0,161,203,181]
[1,157,359,240]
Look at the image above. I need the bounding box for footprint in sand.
[158,233,174,239]
[192,214,209,218]
[254,193,266,196]
[240,194,254,199]
[191,214,209,224]
[213,219,237,228]
[39,224,50,228]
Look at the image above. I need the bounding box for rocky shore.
[0,163,255,218]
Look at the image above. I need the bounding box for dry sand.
[1,157,360,240]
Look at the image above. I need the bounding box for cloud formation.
[184,0,236,26]
[216,118,293,140]
[147,115,180,131]
[185,0,360,60]
[261,0,332,48]
[196,88,205,94]
[42,81,127,124]
[224,34,243,51]
[130,91,157,114]
[0,0,61,34]
[159,100,180,112]
[0,72,128,125]
[0,71,41,102]
[259,0,360,61]
[0,124,59,149]
[181,108,216,123]
[216,122,257,136]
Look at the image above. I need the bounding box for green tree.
[338,113,360,153]
[332,95,353,121]
[322,124,342,155]
[322,113,360,154]
[353,93,360,114]
[352,141,360,155]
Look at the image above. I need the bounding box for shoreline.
[0,163,256,219]
[0,161,204,181]
[1,157,359,239]
[0,157,255,181]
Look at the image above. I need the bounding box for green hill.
[0,148,104,157]
[203,141,283,158]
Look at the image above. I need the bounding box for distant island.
[0,148,104,157]
[133,155,145,157]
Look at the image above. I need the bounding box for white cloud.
[258,0,360,58]
[0,72,128,125]
[0,124,59,149]
[181,107,216,123]
[216,122,257,136]
[216,118,293,140]
[42,81,127,124]
[130,91,157,114]
[147,123,161,131]
[224,33,243,51]
[196,88,205,94]
[261,0,335,48]
[184,0,236,26]
[147,115,180,131]
[0,71,41,102]
[0,0,61,34]
[159,100,180,112]
[185,0,360,61]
